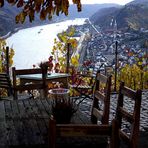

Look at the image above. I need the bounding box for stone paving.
[79,90,148,132]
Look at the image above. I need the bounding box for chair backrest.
[0,73,13,97]
[12,67,46,99]
[115,82,142,148]
[91,70,112,124]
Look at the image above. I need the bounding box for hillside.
[0,1,51,37]
[0,3,119,36]
[90,0,148,31]
[59,3,120,19]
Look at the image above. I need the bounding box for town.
[69,18,147,75]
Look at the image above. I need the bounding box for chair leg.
[110,119,119,148]
[49,116,56,148]
[13,90,18,100]
[91,114,98,124]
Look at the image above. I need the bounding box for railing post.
[6,46,9,75]
[66,43,70,73]
[114,41,118,92]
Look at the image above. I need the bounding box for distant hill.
[0,2,19,36]
[59,3,120,19]
[90,0,148,31]
[0,3,119,36]
[0,1,52,37]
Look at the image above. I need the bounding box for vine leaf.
[2,0,82,23]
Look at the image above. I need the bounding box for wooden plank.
[15,68,42,75]
[40,99,52,116]
[75,109,91,124]
[97,73,107,83]
[46,98,53,108]
[92,108,103,121]
[119,130,130,144]
[4,101,19,146]
[34,99,49,144]
[71,110,83,124]
[11,100,29,145]
[121,86,136,99]
[18,99,43,145]
[118,107,134,123]
[28,99,48,144]
[0,101,7,147]
[56,124,111,137]
[24,99,45,145]
[35,99,50,118]
[94,90,105,102]
[35,99,49,128]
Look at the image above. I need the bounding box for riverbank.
[0,18,71,40]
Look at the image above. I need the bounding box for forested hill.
[0,3,119,36]
[90,0,148,31]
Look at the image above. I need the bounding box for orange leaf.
[35,4,41,13]
[7,0,15,4]
[40,8,47,20]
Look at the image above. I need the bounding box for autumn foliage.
[0,0,82,23]
[117,64,148,90]
[0,39,14,73]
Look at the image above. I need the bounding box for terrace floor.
[0,91,148,148]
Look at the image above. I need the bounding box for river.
[6,18,87,69]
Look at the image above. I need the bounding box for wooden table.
[0,98,90,148]
[18,73,70,89]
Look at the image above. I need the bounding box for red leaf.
[17,0,23,7]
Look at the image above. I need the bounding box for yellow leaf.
[15,14,21,24]
[71,54,79,67]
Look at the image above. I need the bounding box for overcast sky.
[71,0,133,5]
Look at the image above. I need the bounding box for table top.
[18,73,70,80]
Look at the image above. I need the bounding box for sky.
[73,0,133,5]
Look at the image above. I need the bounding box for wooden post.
[114,41,118,92]
[49,116,56,148]
[66,43,70,73]
[6,46,9,75]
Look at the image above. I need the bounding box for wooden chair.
[49,82,142,148]
[12,67,47,100]
[49,71,112,148]
[70,70,96,105]
[91,70,112,124]
[114,82,142,148]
